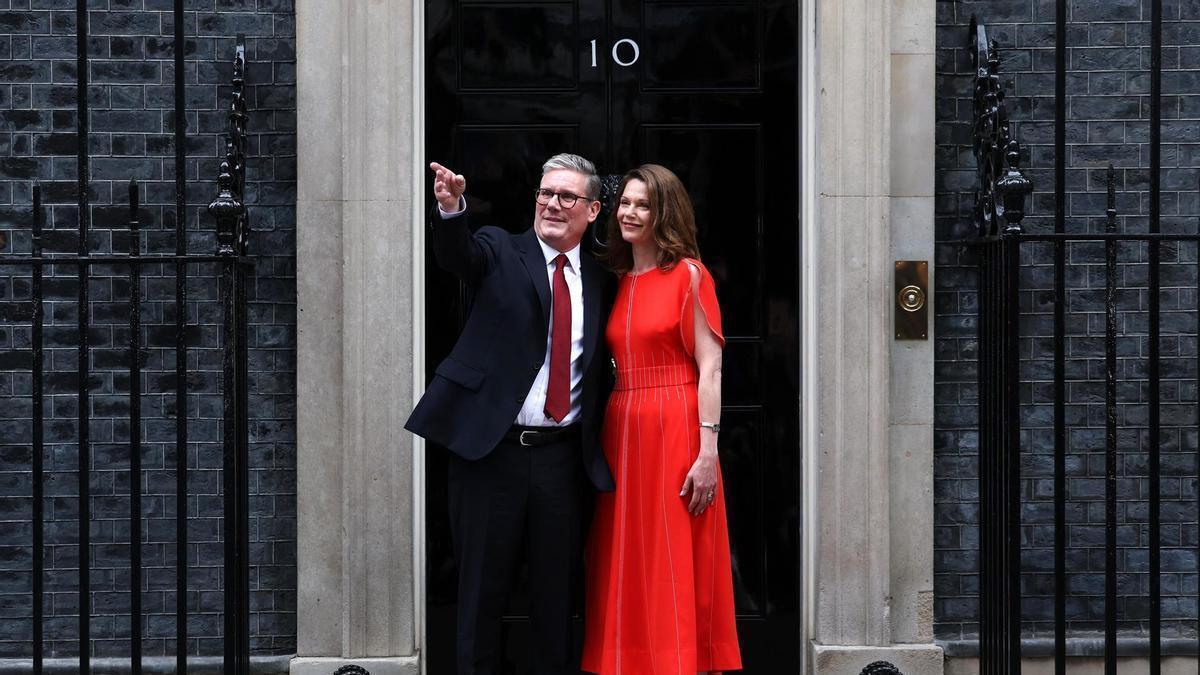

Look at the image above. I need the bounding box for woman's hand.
[680,450,719,516]
[430,161,466,212]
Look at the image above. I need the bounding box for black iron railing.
[3,7,253,673]
[971,19,1029,674]
[971,8,1197,673]
[210,36,253,675]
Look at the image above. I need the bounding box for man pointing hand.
[407,154,615,674]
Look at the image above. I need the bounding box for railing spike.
[1106,163,1117,233]
[129,178,140,257]
[31,178,40,225]
[31,180,41,250]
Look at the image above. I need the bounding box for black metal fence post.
[128,179,143,675]
[75,3,92,668]
[1147,5,1164,674]
[1102,168,1118,675]
[1052,4,1067,674]
[173,2,191,672]
[972,18,1032,674]
[31,182,44,675]
[209,35,251,675]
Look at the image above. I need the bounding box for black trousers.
[448,436,584,675]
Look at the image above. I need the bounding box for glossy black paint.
[425,0,800,671]
[971,21,1029,675]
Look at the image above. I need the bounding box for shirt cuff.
[438,196,466,219]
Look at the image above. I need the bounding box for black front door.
[424,0,800,671]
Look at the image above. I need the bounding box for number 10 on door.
[590,38,641,67]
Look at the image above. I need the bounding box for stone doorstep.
[811,643,945,675]
[289,656,420,675]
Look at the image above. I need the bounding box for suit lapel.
[519,229,551,321]
[580,253,602,372]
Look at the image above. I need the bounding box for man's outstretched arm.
[428,162,495,283]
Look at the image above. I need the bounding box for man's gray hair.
[542,153,601,200]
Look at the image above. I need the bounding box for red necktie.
[545,254,571,422]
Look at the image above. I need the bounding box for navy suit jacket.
[405,209,616,491]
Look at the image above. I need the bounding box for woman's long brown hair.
[600,164,700,274]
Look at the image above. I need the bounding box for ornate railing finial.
[211,161,243,256]
[995,138,1032,233]
[971,19,1032,236]
[209,34,248,256]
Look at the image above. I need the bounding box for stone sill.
[940,638,1199,658]
[0,655,292,674]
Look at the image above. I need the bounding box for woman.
[582,164,741,674]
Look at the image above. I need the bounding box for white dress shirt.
[440,200,585,426]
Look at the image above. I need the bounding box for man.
[405,154,615,674]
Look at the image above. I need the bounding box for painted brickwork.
[0,0,296,658]
[937,0,1200,645]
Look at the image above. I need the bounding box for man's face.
[533,169,601,252]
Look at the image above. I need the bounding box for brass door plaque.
[895,260,928,340]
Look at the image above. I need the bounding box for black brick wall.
[0,0,295,659]
[937,0,1200,644]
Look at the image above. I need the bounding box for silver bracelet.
[699,422,721,433]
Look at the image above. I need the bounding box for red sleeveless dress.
[582,259,742,674]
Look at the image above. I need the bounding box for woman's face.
[617,179,654,247]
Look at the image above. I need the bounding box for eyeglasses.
[534,188,593,209]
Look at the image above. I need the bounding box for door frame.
[412,1,428,673]
[798,0,817,670]
[409,2,818,671]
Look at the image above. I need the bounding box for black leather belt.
[503,424,580,447]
